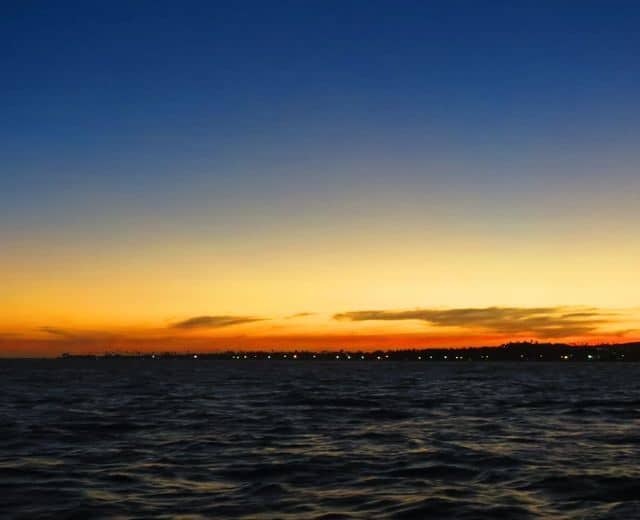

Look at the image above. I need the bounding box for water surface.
[2,360,640,519]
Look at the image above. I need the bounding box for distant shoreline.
[26,341,634,362]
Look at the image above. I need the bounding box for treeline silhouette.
[61,341,640,361]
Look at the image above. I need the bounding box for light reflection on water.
[1,360,640,519]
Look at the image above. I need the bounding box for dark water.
[2,360,640,519]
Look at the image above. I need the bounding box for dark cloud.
[287,312,315,319]
[560,311,617,319]
[38,326,114,344]
[171,315,265,330]
[39,326,78,339]
[334,306,614,338]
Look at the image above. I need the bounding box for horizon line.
[3,340,640,360]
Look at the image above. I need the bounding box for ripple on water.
[1,360,640,519]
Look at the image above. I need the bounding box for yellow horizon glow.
[3,206,640,356]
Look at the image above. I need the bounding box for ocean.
[1,360,639,519]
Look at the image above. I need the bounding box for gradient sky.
[2,1,640,355]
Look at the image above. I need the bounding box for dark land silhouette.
[59,341,640,361]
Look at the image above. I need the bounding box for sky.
[2,1,640,356]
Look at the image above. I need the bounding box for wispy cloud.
[39,326,79,339]
[170,315,265,330]
[38,326,112,341]
[37,326,116,347]
[334,306,617,338]
[286,312,316,319]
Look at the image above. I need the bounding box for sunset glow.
[3,2,640,356]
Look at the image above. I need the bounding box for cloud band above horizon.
[171,315,265,330]
[334,306,621,338]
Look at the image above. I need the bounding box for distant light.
[377,355,381,360]
[244,355,248,359]
[284,354,288,358]
[313,354,316,358]
[361,355,365,359]
[444,355,447,359]
[336,355,340,359]
[418,356,422,360]
[267,355,271,359]
[587,354,593,360]
[347,355,351,360]
[293,354,298,359]
[193,354,198,359]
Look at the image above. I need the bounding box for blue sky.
[4,2,639,215]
